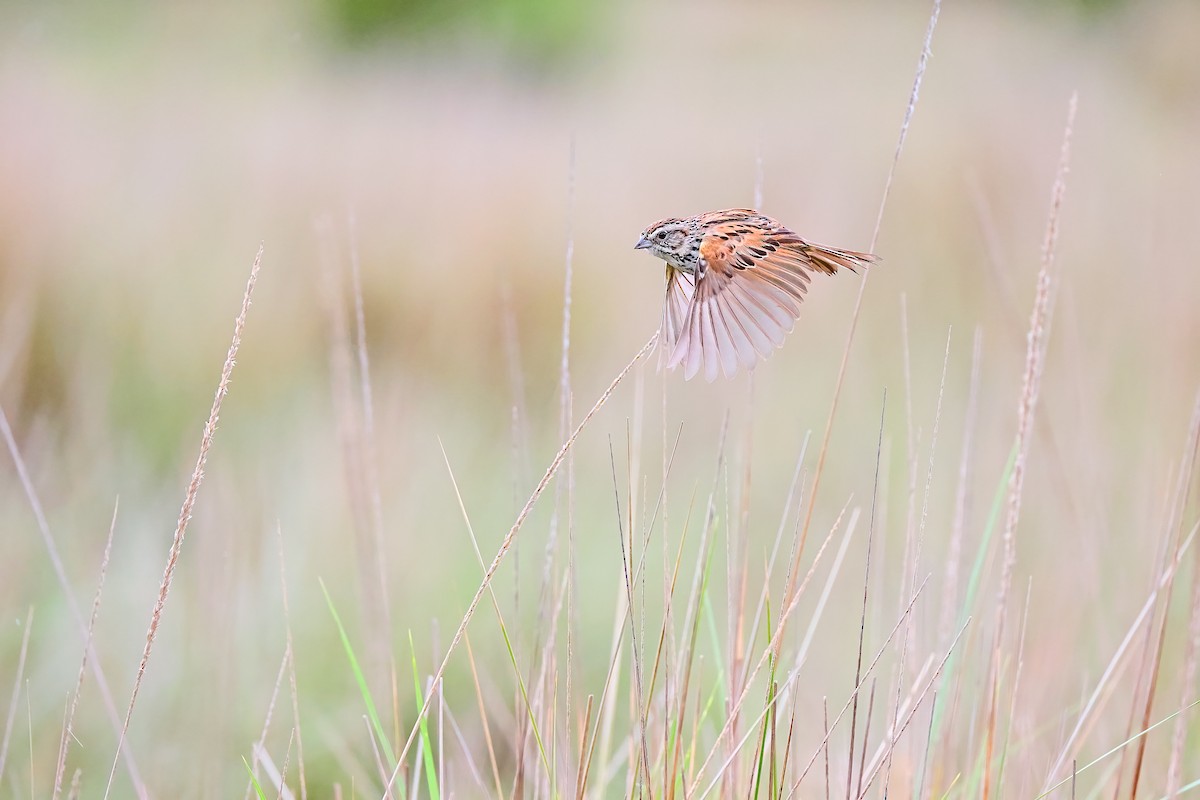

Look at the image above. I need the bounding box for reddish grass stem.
[104,244,263,799]
[846,391,886,800]
[782,0,941,652]
[983,92,1076,800]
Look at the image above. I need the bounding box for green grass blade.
[751,598,775,800]
[409,630,441,800]
[319,578,395,767]
[936,771,960,799]
[243,756,268,800]
[927,442,1019,753]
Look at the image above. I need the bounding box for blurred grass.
[1,0,1199,796]
[321,0,602,67]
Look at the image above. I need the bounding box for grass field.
[2,0,1200,797]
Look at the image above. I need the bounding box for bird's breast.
[666,253,698,273]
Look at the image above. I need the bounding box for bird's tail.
[802,244,880,276]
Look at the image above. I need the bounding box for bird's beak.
[634,237,652,250]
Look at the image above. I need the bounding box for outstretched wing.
[665,216,876,381]
[660,266,695,370]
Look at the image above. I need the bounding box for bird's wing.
[660,266,696,370]
[665,222,876,381]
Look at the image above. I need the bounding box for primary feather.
[635,208,877,381]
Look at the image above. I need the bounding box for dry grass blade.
[53,499,118,800]
[277,728,296,800]
[871,0,942,244]
[384,331,658,797]
[632,428,686,711]
[847,390,887,800]
[693,502,858,796]
[347,212,394,637]
[276,525,308,800]
[854,679,877,799]
[0,410,144,794]
[984,92,1076,800]
[608,438,653,792]
[917,689,937,800]
[253,741,297,800]
[822,697,830,800]
[940,327,983,647]
[244,647,291,800]
[788,576,931,798]
[1114,394,1200,798]
[784,0,942,662]
[554,138,578,763]
[996,579,1033,797]
[440,696,490,796]
[768,680,779,800]
[664,432,728,798]
[857,619,971,797]
[438,439,551,784]
[464,634,504,799]
[862,654,936,791]
[1036,698,1200,800]
[746,436,810,662]
[316,218,390,687]
[916,327,952,563]
[530,146,581,736]
[1166,541,1200,797]
[795,507,861,670]
[881,616,917,798]
[1110,486,1175,800]
[1165,391,1200,796]
[574,694,595,798]
[26,686,33,797]
[883,327,951,797]
[1128,569,1175,797]
[1042,520,1200,789]
[591,421,671,796]
[104,244,264,799]
[1069,394,1198,798]
[774,691,799,800]
[698,507,860,799]
[0,606,33,785]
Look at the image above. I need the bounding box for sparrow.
[635,208,877,381]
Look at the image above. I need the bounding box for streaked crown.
[635,217,691,264]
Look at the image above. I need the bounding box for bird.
[634,208,877,381]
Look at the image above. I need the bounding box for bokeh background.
[2,0,1200,796]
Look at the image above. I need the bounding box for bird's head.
[634,217,690,266]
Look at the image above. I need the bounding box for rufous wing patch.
[662,224,875,381]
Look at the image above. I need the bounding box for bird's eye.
[655,231,666,240]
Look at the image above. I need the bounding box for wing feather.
[702,301,722,382]
[713,290,759,371]
[723,283,783,355]
[661,267,694,370]
[709,291,745,377]
[659,209,877,380]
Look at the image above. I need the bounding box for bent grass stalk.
[105,244,263,799]
[983,90,1077,800]
[53,500,118,800]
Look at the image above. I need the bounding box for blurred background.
[2,0,1200,796]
